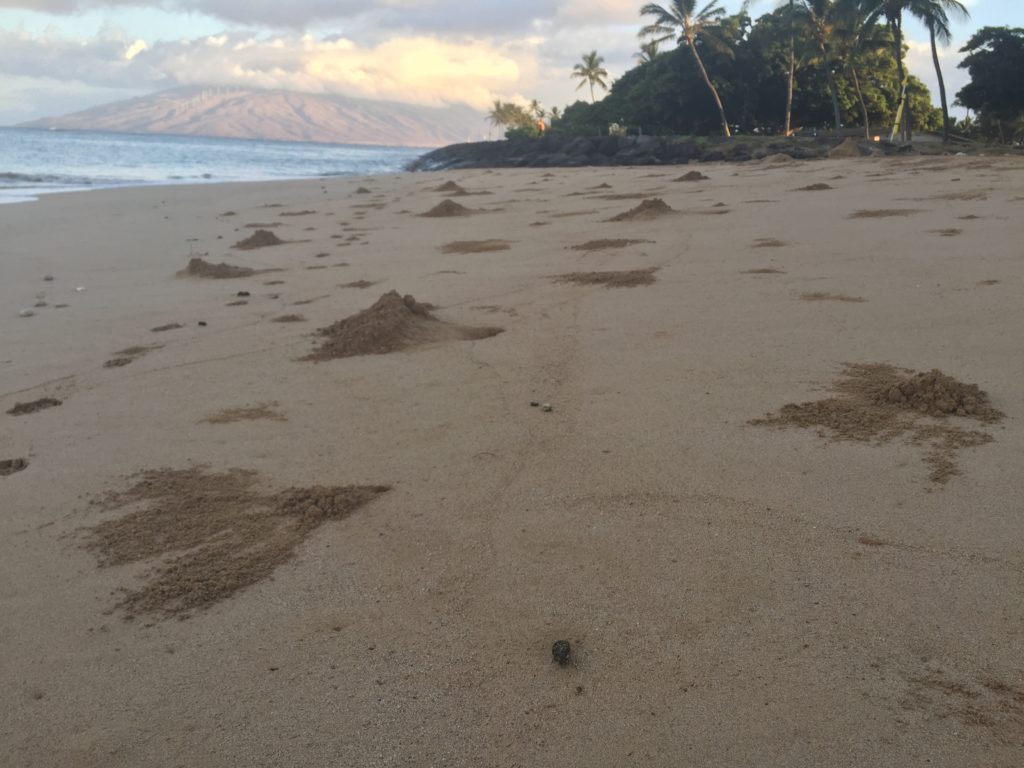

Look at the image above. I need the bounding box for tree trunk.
[850,63,871,140]
[688,39,731,137]
[929,24,951,142]
[785,0,795,136]
[589,82,595,104]
[820,38,842,137]
[890,17,906,141]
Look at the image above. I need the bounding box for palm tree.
[571,51,610,103]
[835,0,885,138]
[528,99,546,121]
[549,106,562,122]
[640,0,735,137]
[785,0,796,136]
[908,0,969,142]
[635,39,662,64]
[797,1,843,136]
[861,0,913,139]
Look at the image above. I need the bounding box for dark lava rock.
[552,640,572,666]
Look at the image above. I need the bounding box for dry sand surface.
[2,155,1024,767]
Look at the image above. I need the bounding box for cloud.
[0,0,567,31]
[0,27,528,109]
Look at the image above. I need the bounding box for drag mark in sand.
[271,314,306,323]
[751,363,1004,483]
[751,238,787,248]
[151,323,184,332]
[82,468,389,618]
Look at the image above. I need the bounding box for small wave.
[0,171,95,187]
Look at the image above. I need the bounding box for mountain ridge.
[19,87,488,148]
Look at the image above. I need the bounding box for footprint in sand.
[1,458,29,477]
[104,344,161,368]
[7,397,62,416]
[554,268,659,288]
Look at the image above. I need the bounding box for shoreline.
[3,157,1023,766]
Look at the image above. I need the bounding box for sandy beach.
[2,155,1023,766]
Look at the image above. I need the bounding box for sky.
[0,1,1021,126]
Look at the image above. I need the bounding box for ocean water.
[0,128,427,204]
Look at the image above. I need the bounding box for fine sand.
[2,155,1023,767]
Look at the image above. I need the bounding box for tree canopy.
[956,27,1024,142]
[552,5,941,139]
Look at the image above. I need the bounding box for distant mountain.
[20,87,488,147]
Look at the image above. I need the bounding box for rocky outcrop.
[408,135,872,171]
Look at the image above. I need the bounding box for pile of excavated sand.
[180,257,255,279]
[305,291,502,360]
[83,467,389,618]
[607,198,674,222]
[419,200,474,217]
[233,229,284,250]
[674,171,709,182]
[753,363,1004,483]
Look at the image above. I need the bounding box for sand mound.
[800,291,865,303]
[828,138,862,158]
[674,171,709,182]
[233,229,284,250]
[440,240,511,254]
[305,291,502,360]
[7,397,61,416]
[752,238,787,248]
[355,186,372,194]
[797,183,833,191]
[82,467,388,617]
[434,181,467,195]
[607,198,674,222]
[202,403,285,424]
[271,314,306,323]
[419,200,473,217]
[752,363,1003,483]
[181,257,255,279]
[876,369,1001,419]
[1,458,28,477]
[762,153,795,164]
[570,239,651,252]
[848,209,921,219]
[555,267,658,288]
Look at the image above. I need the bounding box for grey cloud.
[0,0,564,32]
